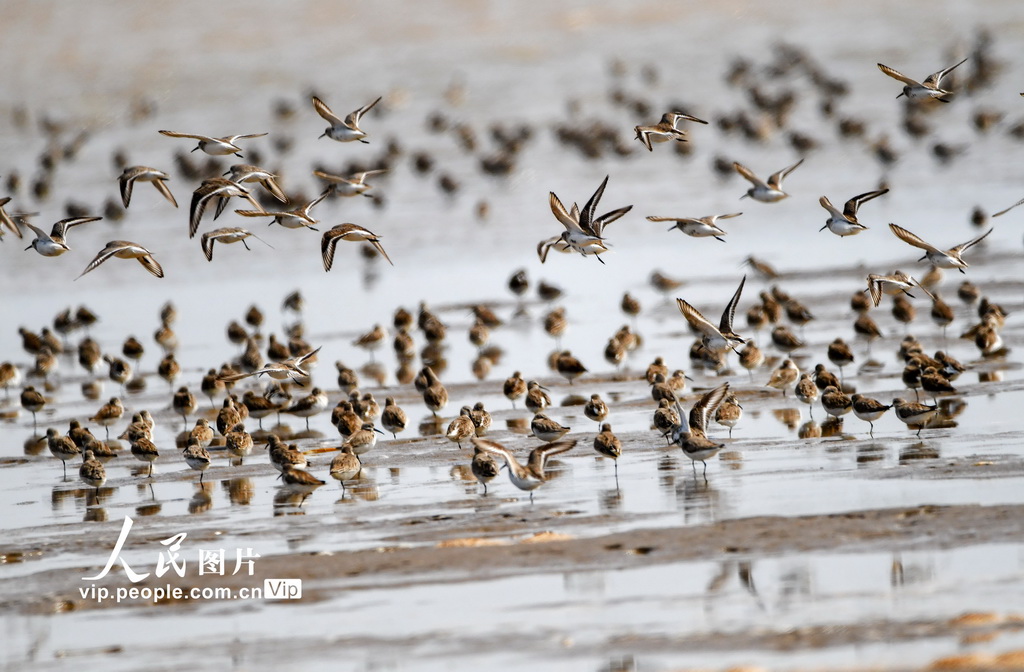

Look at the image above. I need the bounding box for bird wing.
[151,178,178,208]
[634,127,654,151]
[888,223,941,254]
[732,162,768,189]
[118,170,138,207]
[952,227,992,254]
[549,192,583,233]
[137,253,164,278]
[844,188,888,217]
[200,231,218,261]
[591,205,632,237]
[992,197,1024,217]
[320,229,341,272]
[22,221,50,240]
[579,175,610,235]
[676,299,722,339]
[528,439,577,473]
[311,96,343,125]
[668,112,709,126]
[227,133,268,141]
[77,243,124,279]
[689,382,730,433]
[767,158,804,189]
[876,63,919,86]
[471,437,516,467]
[346,96,382,126]
[53,216,101,237]
[158,130,211,141]
[719,275,746,334]
[924,57,968,88]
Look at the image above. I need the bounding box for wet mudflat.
[2,1,1024,670]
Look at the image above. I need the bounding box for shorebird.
[330,446,362,491]
[548,175,632,262]
[647,212,741,242]
[892,397,939,437]
[235,190,327,231]
[733,159,804,202]
[118,166,178,208]
[634,112,708,151]
[47,428,80,478]
[669,382,731,480]
[23,217,100,256]
[158,130,267,156]
[314,169,387,197]
[472,437,577,503]
[321,223,393,270]
[877,58,968,102]
[531,412,571,442]
[852,394,891,437]
[79,450,106,492]
[866,271,934,307]
[888,223,992,273]
[200,227,271,261]
[77,241,164,279]
[181,438,212,483]
[312,95,382,143]
[819,189,888,237]
[224,164,287,202]
[380,397,407,439]
[470,447,500,495]
[219,346,321,384]
[675,275,747,354]
[189,178,264,238]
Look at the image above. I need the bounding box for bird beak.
[818,224,828,232]
[373,427,385,435]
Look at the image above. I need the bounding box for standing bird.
[669,382,731,480]
[118,166,178,208]
[766,359,800,396]
[472,437,577,503]
[47,428,80,478]
[876,58,968,102]
[583,394,609,425]
[77,241,164,279]
[531,413,571,442]
[714,393,743,438]
[795,373,819,417]
[888,223,992,273]
[312,95,382,143]
[892,398,939,437]
[852,394,891,437]
[421,367,448,417]
[733,159,804,202]
[79,450,107,492]
[470,446,500,495]
[593,423,622,480]
[818,189,888,237]
[446,407,477,449]
[380,397,407,439]
[675,275,747,354]
[23,217,100,256]
[503,371,527,409]
[524,380,550,414]
[172,386,196,431]
[181,438,212,483]
[330,446,362,492]
[321,223,393,270]
[90,397,125,440]
[283,388,328,431]
[158,130,267,156]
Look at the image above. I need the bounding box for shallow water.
[2,1,1024,670]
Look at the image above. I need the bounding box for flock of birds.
[1,37,1021,510]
